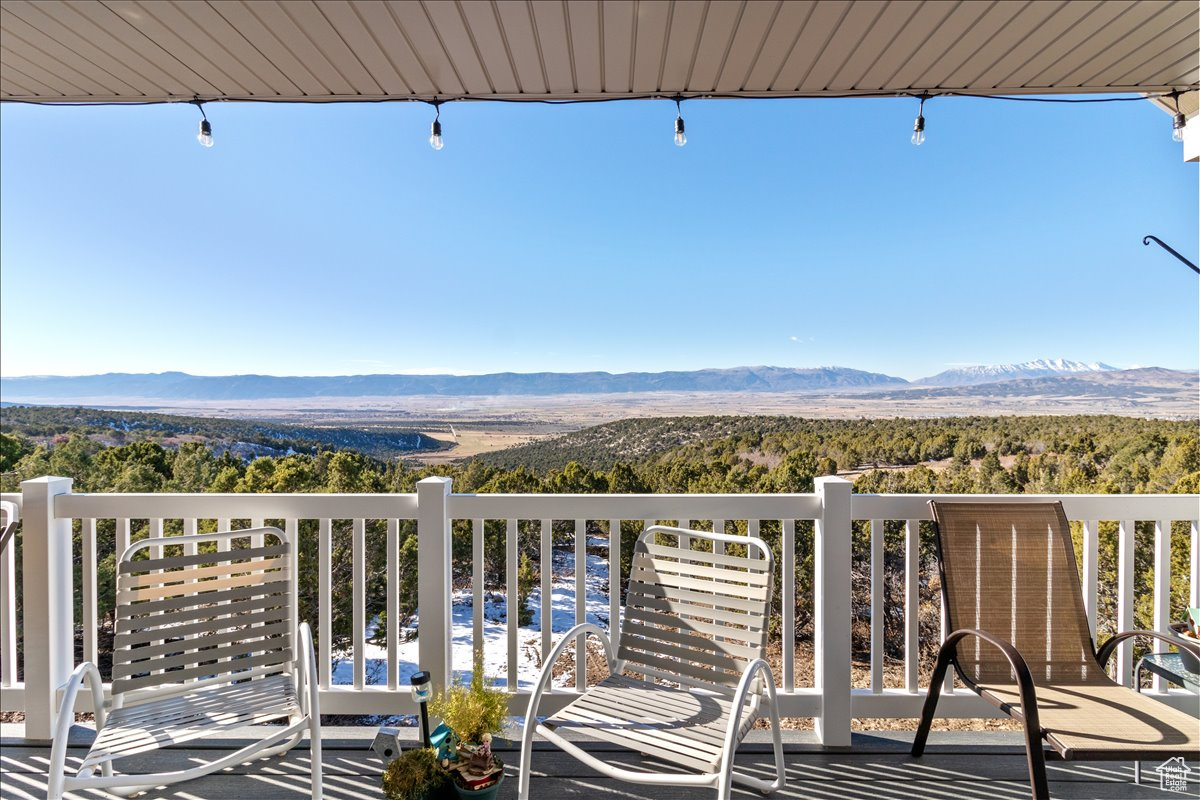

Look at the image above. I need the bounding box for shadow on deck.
[1,728,1191,799]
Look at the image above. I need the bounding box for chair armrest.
[296,622,321,719]
[723,658,778,752]
[522,623,614,731]
[942,629,1042,724]
[1096,629,1200,671]
[49,662,109,780]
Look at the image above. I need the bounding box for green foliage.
[0,431,33,472]
[6,410,1197,676]
[430,655,509,744]
[381,747,449,800]
[516,552,537,627]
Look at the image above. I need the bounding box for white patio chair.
[47,527,322,799]
[519,525,785,800]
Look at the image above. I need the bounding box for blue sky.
[1,95,1196,381]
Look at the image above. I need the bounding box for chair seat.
[978,680,1200,760]
[80,674,300,773]
[544,674,757,773]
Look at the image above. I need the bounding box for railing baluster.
[940,571,952,694]
[319,518,332,689]
[286,518,300,679]
[1192,520,1199,610]
[116,517,130,560]
[608,518,620,642]
[712,519,725,554]
[782,518,795,693]
[575,518,586,692]
[507,518,519,690]
[1152,519,1171,693]
[149,518,163,568]
[386,518,398,690]
[870,518,884,693]
[0,508,15,687]
[353,518,366,690]
[216,518,230,551]
[1082,520,1099,641]
[904,519,919,693]
[473,519,484,676]
[539,519,551,666]
[81,518,97,668]
[1117,519,1136,686]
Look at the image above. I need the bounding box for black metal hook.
[1143,236,1200,275]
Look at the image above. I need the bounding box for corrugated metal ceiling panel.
[0,0,1195,103]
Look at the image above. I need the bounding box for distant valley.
[2,362,1195,464]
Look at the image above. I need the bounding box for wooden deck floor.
[1,728,1192,799]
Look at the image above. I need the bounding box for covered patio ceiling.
[1,1,1196,108]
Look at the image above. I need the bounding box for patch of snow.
[330,536,617,719]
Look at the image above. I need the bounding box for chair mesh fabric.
[112,531,294,698]
[930,502,1100,686]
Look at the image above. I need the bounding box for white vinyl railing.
[1,477,1196,743]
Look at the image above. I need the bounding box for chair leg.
[518,719,537,800]
[1020,717,1050,800]
[716,745,736,800]
[309,715,323,800]
[912,644,954,757]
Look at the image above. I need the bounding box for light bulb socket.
[431,120,442,137]
[199,119,212,137]
[1173,112,1186,133]
[675,116,685,135]
[913,115,925,134]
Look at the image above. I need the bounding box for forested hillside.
[1,413,1195,681]
[479,415,1198,494]
[0,405,445,460]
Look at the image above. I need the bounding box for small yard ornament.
[371,726,404,764]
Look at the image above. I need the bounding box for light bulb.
[1173,112,1186,143]
[674,116,686,147]
[197,119,213,148]
[911,115,925,146]
[429,119,444,150]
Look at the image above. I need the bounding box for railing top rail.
[447,491,824,520]
[46,489,1198,523]
[852,493,1200,520]
[55,492,419,520]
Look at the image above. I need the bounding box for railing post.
[417,477,453,692]
[814,476,852,747]
[21,476,74,740]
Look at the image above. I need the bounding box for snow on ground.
[330,536,615,716]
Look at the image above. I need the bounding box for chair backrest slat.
[930,502,1099,686]
[618,526,773,690]
[111,527,293,699]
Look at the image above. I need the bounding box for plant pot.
[450,770,503,800]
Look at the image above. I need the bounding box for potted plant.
[429,656,509,799]
[381,747,450,800]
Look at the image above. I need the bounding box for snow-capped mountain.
[915,359,1117,387]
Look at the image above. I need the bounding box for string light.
[1169,91,1186,143]
[673,97,686,147]
[192,100,213,148]
[911,94,927,146]
[429,101,444,150]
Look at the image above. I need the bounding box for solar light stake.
[410,670,432,746]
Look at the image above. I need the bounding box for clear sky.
[1,94,1196,382]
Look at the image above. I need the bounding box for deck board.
[1,729,1191,799]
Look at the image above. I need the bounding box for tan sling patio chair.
[912,501,1200,800]
[47,527,322,799]
[519,525,785,800]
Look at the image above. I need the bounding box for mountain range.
[0,360,1192,403]
[914,359,1117,387]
